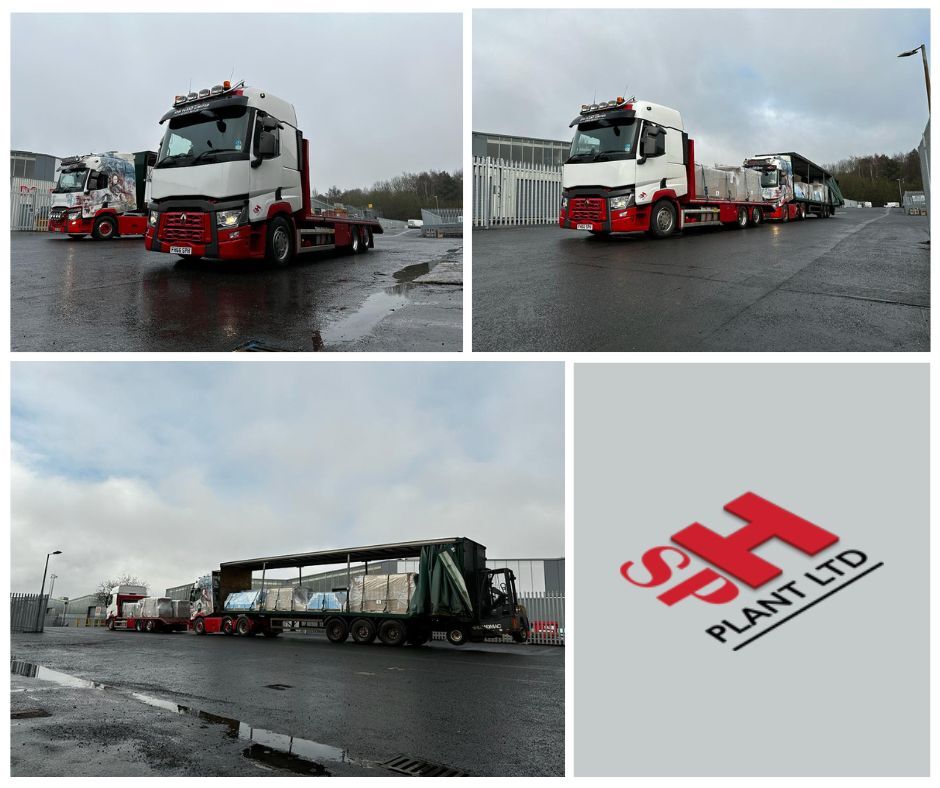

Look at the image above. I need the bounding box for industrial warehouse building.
[10,149,59,231]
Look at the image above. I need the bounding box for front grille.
[569,197,606,222]
[160,211,210,243]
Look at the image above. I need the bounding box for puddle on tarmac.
[393,262,431,282]
[319,284,412,345]
[11,659,359,776]
[11,659,106,690]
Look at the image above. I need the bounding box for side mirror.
[641,135,659,158]
[252,130,278,167]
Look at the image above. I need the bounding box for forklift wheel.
[446,627,468,646]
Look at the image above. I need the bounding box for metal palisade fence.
[10,593,49,633]
[427,590,564,646]
[473,156,562,229]
[11,178,53,231]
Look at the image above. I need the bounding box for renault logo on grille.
[180,213,187,222]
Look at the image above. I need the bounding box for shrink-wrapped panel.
[224,590,265,610]
[261,586,312,612]
[348,573,417,613]
[173,600,191,619]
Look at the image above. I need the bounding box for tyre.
[265,216,294,265]
[735,206,748,229]
[135,620,143,632]
[823,205,831,219]
[749,207,763,226]
[145,620,157,633]
[92,215,118,240]
[799,204,806,220]
[350,227,362,254]
[193,617,206,635]
[511,630,529,643]
[649,200,677,238]
[781,205,790,223]
[350,618,376,644]
[235,616,252,636]
[221,616,235,635]
[378,619,406,647]
[446,627,468,646]
[357,227,371,254]
[325,617,349,643]
[107,618,115,631]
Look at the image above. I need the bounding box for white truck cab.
[106,584,147,619]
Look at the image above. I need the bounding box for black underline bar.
[732,562,885,651]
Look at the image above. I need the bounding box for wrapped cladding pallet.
[122,601,142,618]
[349,573,417,614]
[261,586,312,613]
[224,590,265,610]
[716,165,762,201]
[140,597,174,619]
[173,600,191,619]
[307,591,347,612]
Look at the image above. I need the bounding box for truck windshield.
[760,171,779,188]
[53,168,88,193]
[156,106,252,168]
[567,119,639,163]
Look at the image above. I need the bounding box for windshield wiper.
[188,148,242,165]
[566,152,600,163]
[155,152,195,168]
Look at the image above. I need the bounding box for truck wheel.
[357,227,371,254]
[265,216,294,265]
[135,620,143,632]
[446,627,468,646]
[325,618,349,643]
[749,207,763,226]
[92,215,118,240]
[146,620,157,633]
[221,616,235,635]
[193,617,206,635]
[378,620,406,647]
[351,618,376,644]
[107,618,115,631]
[350,228,362,254]
[735,206,748,229]
[235,616,252,636]
[512,629,529,643]
[823,205,831,218]
[649,200,677,238]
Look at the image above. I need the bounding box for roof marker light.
[223,80,231,90]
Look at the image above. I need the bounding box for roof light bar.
[580,96,635,115]
[172,79,244,107]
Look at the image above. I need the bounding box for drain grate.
[12,708,50,719]
[382,755,468,777]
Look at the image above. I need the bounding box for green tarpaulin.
[409,544,473,616]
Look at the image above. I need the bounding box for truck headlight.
[148,210,158,227]
[68,208,82,221]
[610,194,635,211]
[216,208,246,228]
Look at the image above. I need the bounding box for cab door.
[247,113,303,221]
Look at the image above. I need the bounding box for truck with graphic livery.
[189,537,530,647]
[48,151,156,239]
[105,584,190,633]
[743,152,844,221]
[144,80,383,264]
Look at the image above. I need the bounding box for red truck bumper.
[559,205,650,233]
[145,223,266,260]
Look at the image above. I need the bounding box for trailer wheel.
[92,215,118,240]
[146,620,157,633]
[350,228,362,254]
[446,627,468,646]
[265,216,294,265]
[749,207,763,226]
[357,227,371,254]
[193,617,206,635]
[823,205,831,219]
[351,618,376,644]
[649,200,677,238]
[235,616,252,636]
[325,618,349,643]
[135,620,143,632]
[378,620,406,647]
[221,616,235,635]
[735,206,749,229]
[798,204,806,220]
[107,617,115,631]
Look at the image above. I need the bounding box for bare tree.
[95,574,148,605]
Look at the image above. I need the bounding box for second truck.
[145,80,383,265]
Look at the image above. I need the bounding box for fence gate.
[10,594,49,633]
[473,156,562,229]
[10,180,53,231]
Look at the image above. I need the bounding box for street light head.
[51,550,61,555]
[898,45,924,58]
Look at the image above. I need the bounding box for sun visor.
[570,109,637,128]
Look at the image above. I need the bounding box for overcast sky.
[11,363,563,599]
[474,9,929,166]
[12,13,461,190]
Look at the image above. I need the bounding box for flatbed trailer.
[107,616,189,633]
[192,537,530,647]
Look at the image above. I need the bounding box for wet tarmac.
[11,229,462,352]
[473,207,929,351]
[10,627,563,777]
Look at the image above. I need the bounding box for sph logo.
[620,492,839,606]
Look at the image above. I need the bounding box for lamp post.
[35,550,61,632]
[898,44,931,112]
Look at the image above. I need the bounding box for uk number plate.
[170,246,192,255]
[576,223,593,230]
